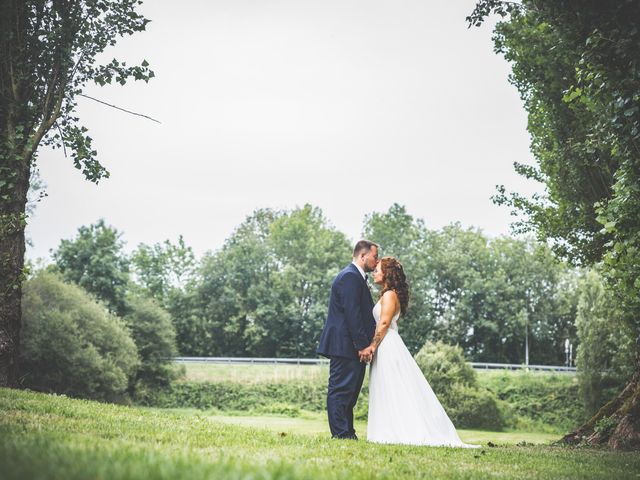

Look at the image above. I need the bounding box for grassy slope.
[2,388,639,480]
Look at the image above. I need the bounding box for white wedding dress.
[367,302,479,447]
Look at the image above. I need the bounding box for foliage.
[141,380,328,413]
[414,341,505,429]
[470,0,640,362]
[479,371,583,432]
[52,219,130,316]
[469,0,640,446]
[3,388,640,480]
[445,383,506,430]
[364,204,579,364]
[19,272,138,402]
[574,271,634,416]
[130,235,196,306]
[184,205,351,357]
[123,296,180,395]
[362,203,437,353]
[414,341,479,390]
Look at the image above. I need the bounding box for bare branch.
[77,93,161,123]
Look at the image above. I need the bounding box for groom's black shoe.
[332,434,358,440]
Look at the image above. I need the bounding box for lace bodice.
[373,301,400,331]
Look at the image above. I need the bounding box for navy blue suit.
[317,263,376,439]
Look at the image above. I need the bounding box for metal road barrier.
[174,357,577,372]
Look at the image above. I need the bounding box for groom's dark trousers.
[317,263,375,439]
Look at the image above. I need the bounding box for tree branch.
[77,93,161,123]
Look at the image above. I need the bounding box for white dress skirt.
[367,302,480,447]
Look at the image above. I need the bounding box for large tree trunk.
[562,335,640,450]
[0,155,30,388]
[0,0,33,388]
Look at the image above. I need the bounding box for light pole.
[564,338,570,367]
[569,342,573,367]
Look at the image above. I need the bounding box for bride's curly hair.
[379,257,409,315]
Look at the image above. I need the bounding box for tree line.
[26,203,624,369]
[21,202,632,413]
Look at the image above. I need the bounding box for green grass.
[165,409,558,444]
[180,362,575,385]
[180,362,329,383]
[2,388,639,479]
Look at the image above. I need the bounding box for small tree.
[53,219,130,316]
[124,295,179,395]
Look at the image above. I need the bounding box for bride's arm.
[370,290,399,352]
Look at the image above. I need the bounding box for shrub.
[479,371,584,431]
[444,384,505,430]
[414,341,505,430]
[124,296,180,394]
[142,381,327,412]
[414,341,478,390]
[20,272,139,402]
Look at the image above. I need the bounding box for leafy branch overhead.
[469,0,640,449]
[1,0,154,184]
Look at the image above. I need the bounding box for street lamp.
[564,338,570,367]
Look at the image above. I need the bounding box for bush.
[414,341,478,390]
[141,381,327,412]
[414,341,505,430]
[124,296,180,394]
[444,384,506,430]
[479,371,584,431]
[20,272,139,402]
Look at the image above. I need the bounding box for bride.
[366,256,479,448]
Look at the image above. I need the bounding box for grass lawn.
[2,388,639,479]
[169,410,559,445]
[179,362,576,386]
[180,362,329,383]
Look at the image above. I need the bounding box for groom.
[317,240,378,439]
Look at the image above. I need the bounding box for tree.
[190,209,280,356]
[575,271,634,417]
[470,0,640,448]
[131,235,196,306]
[52,219,130,316]
[187,205,351,357]
[0,0,153,387]
[20,271,139,402]
[124,295,179,395]
[362,204,578,362]
[362,203,437,353]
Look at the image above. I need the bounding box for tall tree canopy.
[470,0,640,448]
[185,205,351,357]
[362,204,577,363]
[0,0,153,386]
[53,219,130,316]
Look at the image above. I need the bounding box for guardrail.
[174,357,577,372]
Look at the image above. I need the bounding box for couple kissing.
[317,240,479,447]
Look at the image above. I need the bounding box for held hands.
[358,345,375,363]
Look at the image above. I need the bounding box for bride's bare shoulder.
[381,289,399,305]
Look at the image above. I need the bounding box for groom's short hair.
[353,240,378,257]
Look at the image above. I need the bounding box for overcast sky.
[26,0,541,260]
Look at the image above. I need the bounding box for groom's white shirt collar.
[351,261,366,280]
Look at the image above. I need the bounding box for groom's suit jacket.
[317,263,376,360]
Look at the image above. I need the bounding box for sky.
[26,0,542,261]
